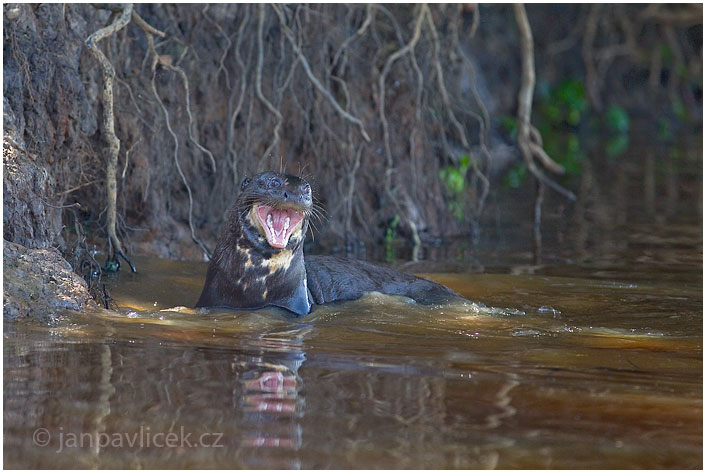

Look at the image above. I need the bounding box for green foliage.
[500,115,518,141]
[439,154,471,221]
[671,99,687,122]
[384,215,400,243]
[384,215,399,263]
[660,43,673,62]
[605,135,629,157]
[504,162,527,189]
[605,105,630,134]
[534,78,589,179]
[549,79,588,126]
[604,105,630,158]
[658,118,673,142]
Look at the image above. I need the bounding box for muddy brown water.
[3,218,702,469]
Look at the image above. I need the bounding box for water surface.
[3,219,702,469]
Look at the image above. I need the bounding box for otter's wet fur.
[196,171,464,316]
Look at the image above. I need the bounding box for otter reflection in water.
[196,171,464,316]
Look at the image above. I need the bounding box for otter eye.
[269,177,284,187]
[240,177,250,189]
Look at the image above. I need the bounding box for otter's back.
[304,255,463,306]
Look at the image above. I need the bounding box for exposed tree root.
[85,3,136,272]
[57,4,696,264]
[142,24,212,260]
[514,3,576,263]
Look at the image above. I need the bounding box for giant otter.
[196,171,464,315]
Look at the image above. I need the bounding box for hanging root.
[139,21,213,260]
[271,4,371,143]
[514,4,575,202]
[86,3,136,273]
[514,4,576,264]
[256,4,283,167]
[78,5,663,262]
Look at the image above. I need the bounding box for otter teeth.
[266,213,285,238]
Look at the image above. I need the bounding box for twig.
[57,179,101,196]
[41,200,81,209]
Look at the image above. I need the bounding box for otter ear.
[241,177,251,189]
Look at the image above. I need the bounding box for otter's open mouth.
[256,204,304,249]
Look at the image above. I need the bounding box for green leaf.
[545,103,561,122]
[658,118,673,142]
[567,108,581,126]
[605,134,629,157]
[500,116,518,142]
[605,105,630,133]
[566,134,580,155]
[459,153,470,171]
[556,79,587,114]
[660,43,673,62]
[671,99,687,121]
[440,166,465,195]
[448,201,463,221]
[504,163,527,189]
[561,151,583,175]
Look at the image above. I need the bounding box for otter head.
[235,172,312,253]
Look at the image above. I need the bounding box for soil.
[3,240,96,322]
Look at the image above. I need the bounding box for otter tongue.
[256,205,304,249]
